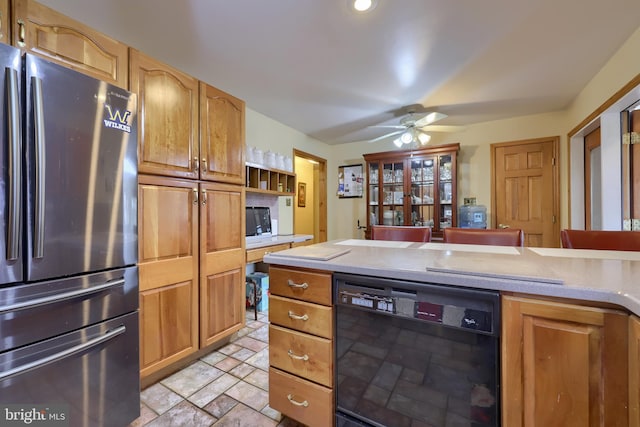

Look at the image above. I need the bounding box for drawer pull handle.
[287,279,309,289]
[287,394,309,407]
[288,311,309,321]
[287,349,309,361]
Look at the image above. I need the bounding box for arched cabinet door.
[12,0,129,88]
[130,49,199,179]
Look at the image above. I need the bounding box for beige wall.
[246,27,640,241]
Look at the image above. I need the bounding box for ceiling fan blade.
[369,125,406,129]
[368,130,404,143]
[413,112,447,128]
[419,125,466,133]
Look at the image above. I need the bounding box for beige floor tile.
[212,403,277,427]
[144,400,216,427]
[161,360,225,398]
[140,383,183,415]
[243,369,269,391]
[187,373,240,408]
[224,381,270,411]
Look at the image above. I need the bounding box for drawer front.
[269,325,333,387]
[270,295,333,339]
[269,367,333,427]
[269,266,332,305]
[246,243,291,263]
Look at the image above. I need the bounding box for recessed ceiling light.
[350,0,377,13]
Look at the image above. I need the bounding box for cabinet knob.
[498,223,511,229]
[201,157,207,171]
[192,188,198,204]
[201,189,207,205]
[193,157,199,172]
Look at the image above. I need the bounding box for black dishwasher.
[334,273,500,427]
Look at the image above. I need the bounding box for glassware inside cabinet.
[439,155,452,181]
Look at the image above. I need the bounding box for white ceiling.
[41,0,640,145]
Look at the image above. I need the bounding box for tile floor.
[128,311,304,427]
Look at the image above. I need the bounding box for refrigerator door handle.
[32,76,46,259]
[6,67,21,261]
[0,325,126,382]
[0,277,125,314]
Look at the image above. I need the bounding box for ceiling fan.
[368,110,448,147]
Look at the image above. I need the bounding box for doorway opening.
[293,150,327,243]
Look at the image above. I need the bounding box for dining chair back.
[370,225,432,243]
[560,229,640,251]
[443,227,525,246]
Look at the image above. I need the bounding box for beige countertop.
[263,239,640,315]
[246,234,313,250]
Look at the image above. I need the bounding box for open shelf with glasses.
[245,162,296,195]
[364,143,460,240]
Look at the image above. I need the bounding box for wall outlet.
[286,198,291,207]
[463,197,476,205]
[633,218,640,231]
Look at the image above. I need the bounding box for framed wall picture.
[298,182,306,207]
[338,164,364,198]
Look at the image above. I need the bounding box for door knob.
[498,223,510,229]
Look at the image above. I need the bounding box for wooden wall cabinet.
[200,82,245,185]
[268,266,334,427]
[130,49,200,179]
[502,295,628,426]
[131,50,246,184]
[364,143,459,240]
[12,0,129,88]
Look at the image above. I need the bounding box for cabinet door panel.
[13,0,129,88]
[131,49,199,179]
[138,175,199,379]
[140,280,198,376]
[502,296,628,427]
[138,177,197,265]
[199,182,245,346]
[200,82,245,184]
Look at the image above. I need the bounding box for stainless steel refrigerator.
[0,43,140,426]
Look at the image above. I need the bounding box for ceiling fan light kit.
[373,108,444,148]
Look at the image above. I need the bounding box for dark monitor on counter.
[246,207,272,241]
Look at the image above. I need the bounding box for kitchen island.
[263,239,640,427]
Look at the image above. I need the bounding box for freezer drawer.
[0,311,140,427]
[0,266,138,352]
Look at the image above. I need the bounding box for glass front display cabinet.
[364,143,459,240]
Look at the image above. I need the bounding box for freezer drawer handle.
[0,325,126,382]
[6,67,21,261]
[0,278,125,314]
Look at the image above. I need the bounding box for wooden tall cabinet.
[502,295,629,426]
[364,143,459,240]
[132,50,246,379]
[12,0,129,88]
